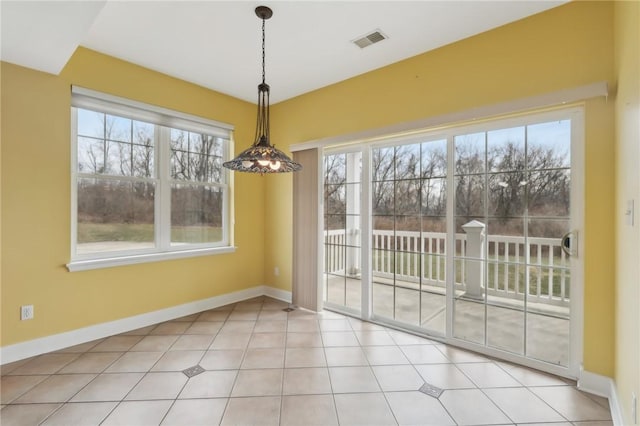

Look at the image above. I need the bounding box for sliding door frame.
[439,107,584,379]
[315,105,584,379]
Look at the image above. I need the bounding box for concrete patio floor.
[325,275,570,367]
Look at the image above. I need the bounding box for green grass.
[78,222,222,244]
[171,226,223,243]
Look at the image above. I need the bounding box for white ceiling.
[1,0,566,104]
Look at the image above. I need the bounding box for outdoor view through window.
[73,107,229,258]
[324,112,575,369]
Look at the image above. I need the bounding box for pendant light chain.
[222,5,302,173]
[262,17,266,85]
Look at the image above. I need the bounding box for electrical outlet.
[632,392,637,424]
[274,266,280,276]
[20,305,34,320]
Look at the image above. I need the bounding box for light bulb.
[269,160,281,170]
[242,160,253,169]
[258,159,270,166]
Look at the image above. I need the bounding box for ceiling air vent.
[353,30,387,49]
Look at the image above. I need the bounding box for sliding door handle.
[561,230,577,257]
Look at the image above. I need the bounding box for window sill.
[66,246,236,272]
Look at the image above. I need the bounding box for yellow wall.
[614,1,640,424]
[267,1,616,376]
[0,1,623,382]
[1,48,265,346]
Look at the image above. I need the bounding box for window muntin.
[72,104,231,261]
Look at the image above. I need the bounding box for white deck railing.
[325,228,569,307]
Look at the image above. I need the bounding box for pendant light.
[223,6,302,174]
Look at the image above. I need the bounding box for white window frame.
[67,87,235,272]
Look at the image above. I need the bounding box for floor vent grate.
[419,382,444,398]
[182,365,205,378]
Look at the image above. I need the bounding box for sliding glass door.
[321,107,582,375]
[453,119,574,367]
[323,151,362,314]
[370,139,448,335]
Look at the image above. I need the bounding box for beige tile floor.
[1,296,612,426]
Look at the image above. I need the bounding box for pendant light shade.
[223,6,301,174]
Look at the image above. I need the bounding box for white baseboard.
[578,368,611,398]
[1,285,291,365]
[608,379,625,426]
[578,368,624,425]
[263,286,292,303]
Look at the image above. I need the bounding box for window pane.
[78,112,155,178]
[188,153,215,182]
[325,183,345,215]
[213,138,225,158]
[372,181,394,215]
[325,214,346,232]
[132,143,154,178]
[372,147,395,181]
[487,218,526,264]
[528,219,570,271]
[77,109,104,138]
[396,216,421,253]
[455,132,485,175]
[395,144,421,179]
[132,121,155,178]
[78,137,105,173]
[170,130,222,183]
[455,175,484,216]
[188,153,204,180]
[487,126,525,172]
[325,154,346,184]
[171,150,188,180]
[76,178,155,254]
[171,129,189,151]
[372,216,395,250]
[133,121,154,144]
[189,133,222,157]
[106,114,132,143]
[421,139,447,178]
[422,216,446,235]
[395,179,420,215]
[527,120,571,169]
[528,170,570,217]
[171,184,224,245]
[189,132,205,153]
[106,141,132,176]
[421,178,447,216]
[488,173,526,217]
[528,218,569,239]
[212,157,223,182]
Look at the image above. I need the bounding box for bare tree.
[486,141,569,219]
[372,148,394,215]
[78,112,156,227]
